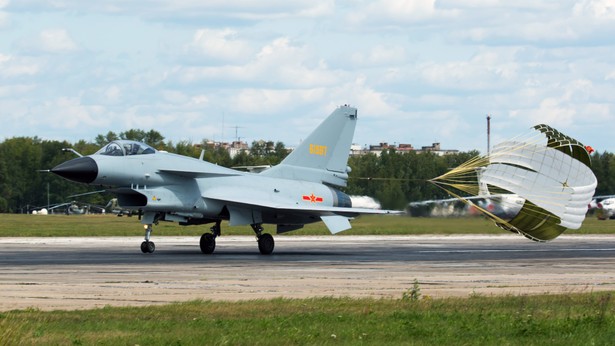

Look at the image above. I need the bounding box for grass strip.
[1,214,615,237]
[1,292,614,345]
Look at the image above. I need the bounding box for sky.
[1,0,614,153]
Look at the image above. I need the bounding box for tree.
[118,129,166,149]
[171,140,201,158]
[95,131,119,146]
[0,154,8,212]
[272,142,289,163]
[231,150,252,167]
[144,129,165,149]
[592,151,615,196]
[2,130,613,214]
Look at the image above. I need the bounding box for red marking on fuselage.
[302,193,324,203]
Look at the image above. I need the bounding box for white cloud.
[185,28,255,64]
[190,94,209,105]
[16,28,79,54]
[30,97,108,131]
[0,11,8,28]
[6,1,334,22]
[441,1,615,46]
[350,45,407,67]
[573,0,615,19]
[0,54,40,77]
[518,97,577,126]
[419,51,519,91]
[347,0,437,26]
[1,1,615,152]
[331,76,398,117]
[104,86,121,103]
[0,53,10,64]
[174,36,340,88]
[0,83,35,98]
[509,79,610,128]
[39,29,77,52]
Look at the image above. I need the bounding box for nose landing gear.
[141,224,155,253]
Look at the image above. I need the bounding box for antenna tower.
[486,114,491,156]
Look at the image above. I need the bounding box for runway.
[2,234,615,310]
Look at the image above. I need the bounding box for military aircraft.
[31,201,105,215]
[589,196,615,220]
[407,168,524,219]
[50,105,398,254]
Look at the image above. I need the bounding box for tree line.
[0,129,613,213]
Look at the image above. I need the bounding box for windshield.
[96,140,156,156]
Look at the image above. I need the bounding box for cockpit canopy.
[95,140,156,156]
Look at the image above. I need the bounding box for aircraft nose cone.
[51,157,98,184]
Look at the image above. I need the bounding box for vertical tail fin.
[261,105,358,186]
[476,167,491,196]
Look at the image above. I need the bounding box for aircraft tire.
[141,241,155,253]
[258,233,274,255]
[200,233,216,254]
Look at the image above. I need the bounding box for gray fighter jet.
[51,105,398,254]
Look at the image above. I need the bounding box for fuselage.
[51,140,352,226]
[596,198,615,220]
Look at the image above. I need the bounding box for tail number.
[309,144,327,156]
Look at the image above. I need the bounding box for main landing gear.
[198,222,275,255]
[199,221,220,254]
[252,223,275,255]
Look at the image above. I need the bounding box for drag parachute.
[430,124,597,241]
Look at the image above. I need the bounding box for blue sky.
[1,0,614,153]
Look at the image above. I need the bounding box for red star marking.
[302,193,324,203]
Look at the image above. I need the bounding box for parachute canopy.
[430,124,597,242]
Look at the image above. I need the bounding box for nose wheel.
[141,224,155,253]
[141,241,155,253]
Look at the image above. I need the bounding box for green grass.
[2,292,615,345]
[2,213,615,237]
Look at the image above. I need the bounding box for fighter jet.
[50,106,398,254]
[589,196,615,220]
[407,167,524,219]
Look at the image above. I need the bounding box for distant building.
[197,140,249,159]
[227,141,249,158]
[199,139,458,159]
[397,143,415,153]
[418,142,459,156]
[350,144,363,156]
[349,142,458,157]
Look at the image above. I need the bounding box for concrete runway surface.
[1,235,615,310]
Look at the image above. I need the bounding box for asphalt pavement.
[1,235,615,310]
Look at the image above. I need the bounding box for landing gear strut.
[252,223,274,255]
[200,221,220,254]
[141,224,155,253]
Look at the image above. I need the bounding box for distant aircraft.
[408,194,524,219]
[589,196,615,220]
[50,106,399,254]
[408,168,524,219]
[104,198,134,216]
[32,201,105,215]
